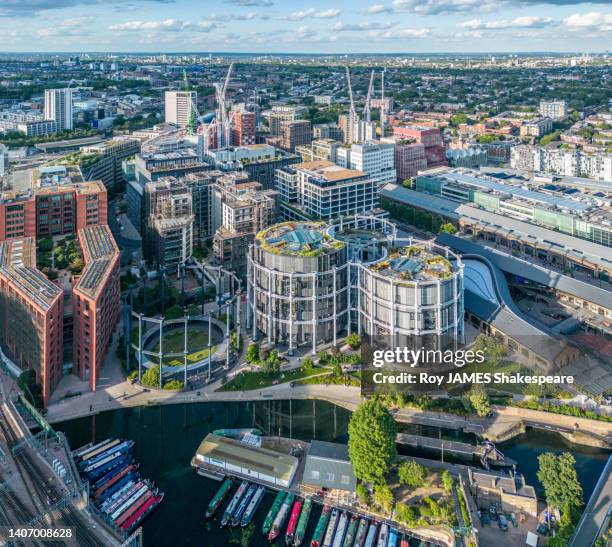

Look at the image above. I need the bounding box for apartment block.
[0,238,63,405]
[280,120,312,152]
[72,225,120,393]
[0,180,108,241]
[143,178,194,269]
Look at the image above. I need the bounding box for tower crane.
[380,68,386,137]
[363,70,375,123]
[345,66,357,144]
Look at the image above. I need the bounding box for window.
[310,470,320,480]
[326,472,335,482]
[341,475,351,485]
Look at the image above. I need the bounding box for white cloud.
[460,16,553,30]
[225,0,273,6]
[109,19,216,32]
[333,21,394,31]
[392,0,493,14]
[281,8,340,21]
[372,27,431,38]
[563,12,612,31]
[366,3,392,13]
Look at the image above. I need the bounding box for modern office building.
[143,178,194,270]
[79,138,141,188]
[0,180,108,241]
[165,90,197,128]
[336,140,397,188]
[280,120,312,152]
[44,88,74,131]
[0,238,63,405]
[296,139,341,164]
[231,110,256,146]
[135,149,203,183]
[246,218,464,353]
[72,225,120,393]
[539,100,568,119]
[383,138,427,182]
[313,123,344,141]
[392,125,447,169]
[275,160,377,220]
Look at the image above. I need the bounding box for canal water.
[55,400,609,547]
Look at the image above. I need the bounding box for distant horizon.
[0,50,609,56]
[1,0,610,53]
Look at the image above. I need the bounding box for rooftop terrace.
[257,221,345,257]
[370,245,456,281]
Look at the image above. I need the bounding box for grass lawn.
[219,367,326,391]
[294,371,360,387]
[151,329,216,366]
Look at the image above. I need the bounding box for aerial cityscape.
[0,1,610,547]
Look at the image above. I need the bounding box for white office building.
[336,140,396,188]
[165,91,197,128]
[44,88,74,131]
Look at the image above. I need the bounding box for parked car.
[498,515,509,531]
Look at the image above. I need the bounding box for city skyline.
[0,0,611,53]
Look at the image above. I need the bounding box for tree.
[464,384,491,417]
[473,334,507,367]
[537,452,583,514]
[348,399,397,483]
[398,460,427,488]
[246,342,259,364]
[395,503,419,526]
[332,361,342,378]
[346,332,361,349]
[356,483,369,506]
[141,365,161,388]
[17,370,44,409]
[302,357,314,370]
[263,349,280,376]
[438,223,457,235]
[441,469,454,493]
[373,483,394,515]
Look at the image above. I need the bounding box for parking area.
[474,502,548,546]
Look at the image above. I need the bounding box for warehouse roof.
[196,434,298,484]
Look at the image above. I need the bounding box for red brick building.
[0,238,63,405]
[72,225,120,393]
[0,181,108,241]
[392,125,447,169]
[232,111,256,146]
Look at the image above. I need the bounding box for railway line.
[0,407,102,547]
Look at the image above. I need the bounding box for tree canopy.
[348,399,397,483]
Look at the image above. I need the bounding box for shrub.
[398,460,427,488]
[356,483,369,506]
[346,332,362,349]
[163,380,184,390]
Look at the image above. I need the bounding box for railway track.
[0,407,103,547]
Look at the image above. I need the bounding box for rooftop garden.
[370,245,453,280]
[257,221,345,257]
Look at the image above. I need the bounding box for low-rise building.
[336,140,396,189]
[467,468,537,517]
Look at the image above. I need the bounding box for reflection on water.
[55,401,609,547]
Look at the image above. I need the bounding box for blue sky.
[1,0,611,53]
